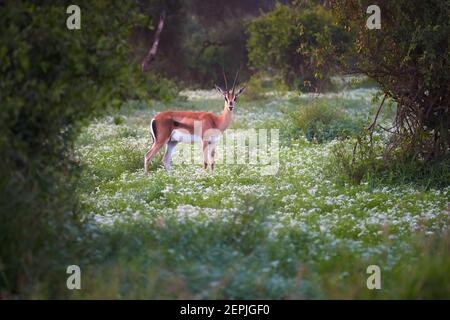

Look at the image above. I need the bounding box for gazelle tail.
[150,118,157,143]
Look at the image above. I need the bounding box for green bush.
[286,101,364,143]
[241,74,267,101]
[246,2,350,91]
[139,73,180,103]
[0,1,146,297]
[241,73,288,101]
[331,0,450,160]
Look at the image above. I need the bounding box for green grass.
[71,90,450,299]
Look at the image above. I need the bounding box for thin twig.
[367,93,387,144]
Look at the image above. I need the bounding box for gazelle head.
[215,70,245,111]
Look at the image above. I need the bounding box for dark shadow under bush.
[326,132,450,189]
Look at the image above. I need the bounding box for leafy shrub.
[286,101,364,143]
[241,73,288,101]
[246,3,350,91]
[241,74,267,101]
[139,73,180,103]
[113,116,125,125]
[0,1,146,297]
[331,0,450,160]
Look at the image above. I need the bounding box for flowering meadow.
[74,90,450,299]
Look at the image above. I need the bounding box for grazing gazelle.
[144,70,245,174]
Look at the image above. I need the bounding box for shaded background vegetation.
[0,0,448,298]
[131,0,277,87]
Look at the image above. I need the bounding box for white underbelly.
[170,130,201,143]
[170,130,221,144]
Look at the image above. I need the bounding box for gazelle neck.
[218,103,233,131]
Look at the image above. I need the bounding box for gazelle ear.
[215,85,225,95]
[236,87,246,97]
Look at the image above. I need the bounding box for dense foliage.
[330,0,450,161]
[246,2,350,91]
[0,1,145,296]
[286,100,364,143]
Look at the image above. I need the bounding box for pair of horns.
[222,68,240,93]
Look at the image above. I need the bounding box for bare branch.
[141,10,166,72]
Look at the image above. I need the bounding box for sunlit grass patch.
[74,92,450,299]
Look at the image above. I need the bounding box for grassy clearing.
[73,90,450,299]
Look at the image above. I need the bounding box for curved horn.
[222,68,228,91]
[232,69,240,94]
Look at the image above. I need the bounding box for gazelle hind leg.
[163,141,178,173]
[144,141,165,174]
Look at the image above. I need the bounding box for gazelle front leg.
[202,141,209,170]
[209,142,218,171]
